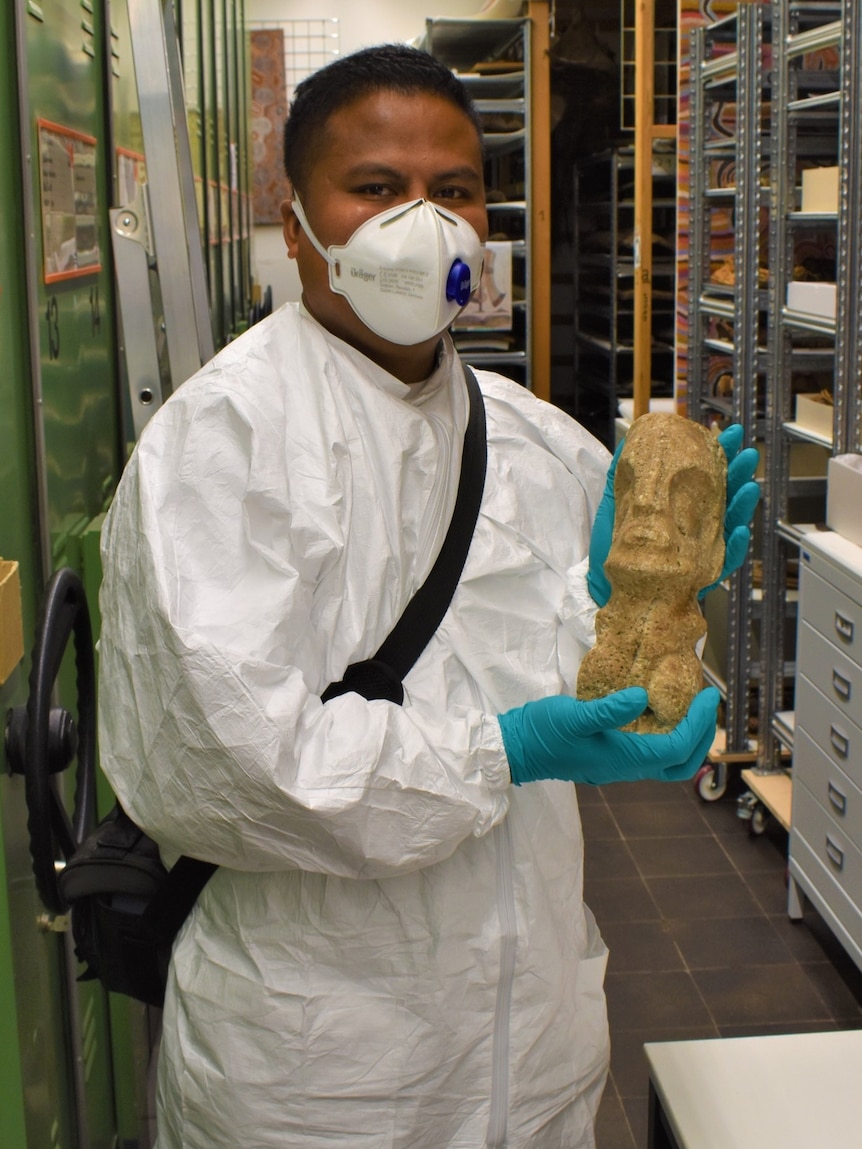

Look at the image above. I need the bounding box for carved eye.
[614,458,634,515]
[670,469,715,537]
[616,457,633,488]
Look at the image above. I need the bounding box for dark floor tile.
[586,837,639,882]
[585,877,660,926]
[668,915,794,969]
[692,963,833,1027]
[576,782,607,806]
[602,920,685,974]
[601,779,695,806]
[608,1030,652,1103]
[717,821,789,875]
[743,867,793,916]
[609,1025,718,1101]
[647,872,762,921]
[594,1081,636,1149]
[768,908,855,965]
[801,960,862,1021]
[611,800,710,840]
[605,970,713,1032]
[628,834,733,878]
[579,801,622,840]
[621,1095,650,1149]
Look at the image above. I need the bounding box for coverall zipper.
[486,818,517,1148]
[414,412,454,582]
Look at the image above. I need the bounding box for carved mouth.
[614,525,672,550]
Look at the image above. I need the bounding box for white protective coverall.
[98,301,612,1149]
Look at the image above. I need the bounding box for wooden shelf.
[740,767,793,832]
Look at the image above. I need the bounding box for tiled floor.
[583,771,862,1149]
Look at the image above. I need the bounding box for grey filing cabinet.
[788,529,862,972]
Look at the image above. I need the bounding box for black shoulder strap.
[147,367,487,936]
[140,853,218,942]
[322,364,487,704]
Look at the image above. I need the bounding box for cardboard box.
[827,454,862,548]
[0,560,24,685]
[801,166,840,214]
[786,281,838,320]
[795,393,834,441]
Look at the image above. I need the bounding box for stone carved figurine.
[577,412,727,733]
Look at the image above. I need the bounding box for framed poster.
[453,241,514,331]
[37,119,101,282]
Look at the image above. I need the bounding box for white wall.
[248,0,498,306]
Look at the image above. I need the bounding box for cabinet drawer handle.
[828,780,848,815]
[830,724,850,759]
[832,669,852,702]
[825,836,845,872]
[834,611,855,642]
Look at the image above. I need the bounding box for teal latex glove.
[587,424,761,607]
[500,686,720,786]
[586,438,624,608]
[699,424,761,598]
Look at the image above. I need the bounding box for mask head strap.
[291,195,337,268]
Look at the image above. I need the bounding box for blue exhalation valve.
[446,259,472,307]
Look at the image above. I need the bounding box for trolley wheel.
[3,569,96,913]
[749,802,770,836]
[694,762,727,802]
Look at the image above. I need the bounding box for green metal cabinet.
[0,7,38,1148]
[2,1,124,1146]
[1,4,253,1143]
[0,2,129,1139]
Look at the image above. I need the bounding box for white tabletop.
[644,1030,862,1148]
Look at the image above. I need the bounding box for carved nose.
[629,478,670,509]
[618,509,672,549]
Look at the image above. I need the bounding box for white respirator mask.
[291,195,484,346]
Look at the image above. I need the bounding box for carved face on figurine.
[606,413,727,593]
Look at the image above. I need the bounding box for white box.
[827,454,862,548]
[801,166,840,214]
[795,393,834,441]
[787,281,838,320]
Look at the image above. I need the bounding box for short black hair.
[283,43,484,194]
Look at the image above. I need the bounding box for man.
[98,44,757,1149]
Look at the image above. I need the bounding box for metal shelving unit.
[763,2,845,781]
[572,146,677,449]
[686,4,769,799]
[767,0,862,976]
[689,1,862,831]
[422,17,537,392]
[759,0,862,798]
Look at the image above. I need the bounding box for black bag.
[59,368,487,1008]
[59,805,210,1007]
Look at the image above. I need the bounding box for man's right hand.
[499,687,720,787]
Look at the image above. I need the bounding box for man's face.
[281,89,488,380]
